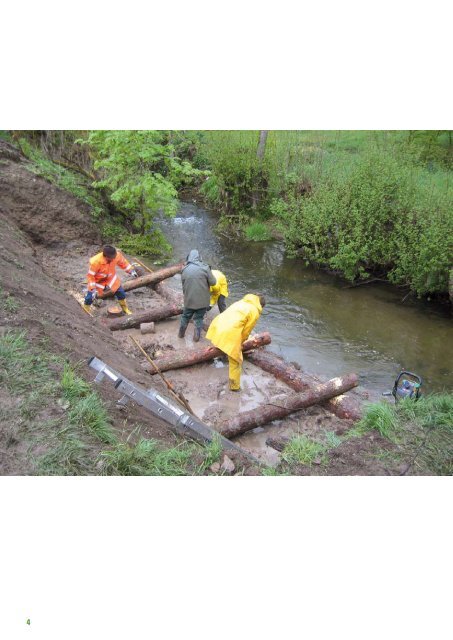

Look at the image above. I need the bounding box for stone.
[220,455,235,474]
[210,462,221,473]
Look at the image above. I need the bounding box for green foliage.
[281,435,326,466]
[118,229,172,258]
[244,221,272,242]
[85,130,205,234]
[275,149,453,296]
[196,434,222,473]
[0,331,107,474]
[99,438,195,475]
[353,394,453,474]
[3,294,20,312]
[356,401,399,439]
[196,131,271,216]
[197,131,452,297]
[18,138,105,218]
[60,364,116,444]
[325,431,343,448]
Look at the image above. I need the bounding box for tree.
[252,130,269,210]
[86,130,202,234]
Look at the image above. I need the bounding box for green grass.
[0,330,244,476]
[350,394,453,474]
[18,138,106,219]
[281,434,327,466]
[4,295,20,312]
[99,438,196,476]
[244,221,272,242]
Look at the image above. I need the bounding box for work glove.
[91,290,98,301]
[130,269,139,278]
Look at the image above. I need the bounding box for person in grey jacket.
[179,249,217,342]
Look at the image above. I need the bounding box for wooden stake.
[128,335,197,416]
[133,257,154,273]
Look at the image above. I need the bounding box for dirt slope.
[0,141,179,474]
[0,140,101,247]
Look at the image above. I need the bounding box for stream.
[156,200,453,398]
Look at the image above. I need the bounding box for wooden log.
[218,374,359,439]
[102,263,183,298]
[140,322,155,334]
[265,436,290,452]
[154,280,183,305]
[246,349,362,421]
[146,332,272,374]
[109,303,182,331]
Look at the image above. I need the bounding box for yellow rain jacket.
[206,294,262,363]
[210,269,229,306]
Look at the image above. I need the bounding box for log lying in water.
[246,349,362,421]
[146,332,272,374]
[109,303,183,331]
[102,263,184,298]
[218,373,359,439]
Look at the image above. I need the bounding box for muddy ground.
[0,139,408,475]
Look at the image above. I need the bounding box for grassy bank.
[0,330,226,475]
[266,393,453,476]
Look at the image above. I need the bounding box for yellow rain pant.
[228,357,242,391]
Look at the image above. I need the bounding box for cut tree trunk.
[102,263,184,298]
[218,374,359,439]
[109,303,182,331]
[265,436,291,452]
[145,332,272,374]
[246,349,362,421]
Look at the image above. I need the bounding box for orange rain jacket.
[87,251,133,295]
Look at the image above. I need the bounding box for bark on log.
[246,349,362,421]
[265,436,290,452]
[146,332,272,374]
[109,303,182,331]
[218,374,359,439]
[102,263,183,298]
[154,281,183,306]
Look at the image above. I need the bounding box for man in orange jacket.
[83,245,138,315]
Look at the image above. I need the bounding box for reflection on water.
[157,201,453,395]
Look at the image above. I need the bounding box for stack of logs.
[103,261,363,440]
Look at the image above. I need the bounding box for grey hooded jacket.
[181,249,216,309]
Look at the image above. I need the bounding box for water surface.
[156,201,453,396]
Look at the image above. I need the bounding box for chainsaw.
[383,370,423,403]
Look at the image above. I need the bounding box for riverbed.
[155,200,452,396]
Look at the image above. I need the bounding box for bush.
[117,229,172,258]
[276,149,453,295]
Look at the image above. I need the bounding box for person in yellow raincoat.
[206,293,265,391]
[209,269,229,313]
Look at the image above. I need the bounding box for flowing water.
[156,200,453,397]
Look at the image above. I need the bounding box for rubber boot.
[118,299,132,315]
[178,324,187,338]
[193,326,201,342]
